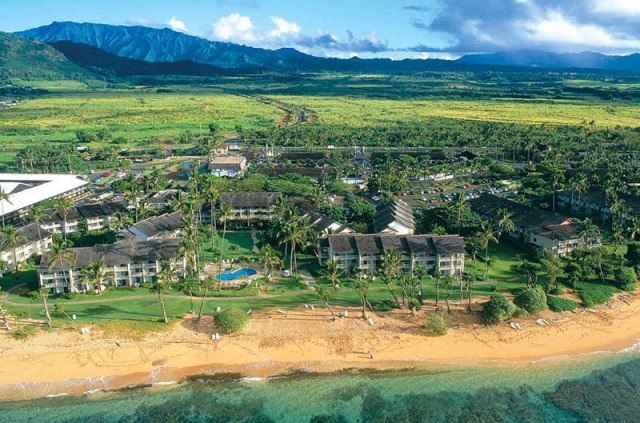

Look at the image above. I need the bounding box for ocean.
[2,353,640,422]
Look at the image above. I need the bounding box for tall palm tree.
[315,285,337,320]
[307,187,326,209]
[53,197,74,242]
[80,260,109,295]
[0,226,24,271]
[285,216,312,274]
[203,180,221,251]
[31,287,52,328]
[379,248,402,306]
[122,173,141,222]
[321,259,343,288]
[257,245,282,292]
[452,192,468,235]
[627,217,640,242]
[197,276,215,322]
[611,221,625,252]
[413,264,428,305]
[28,206,46,246]
[0,188,12,229]
[217,201,232,274]
[496,208,515,239]
[150,260,175,324]
[479,221,499,279]
[353,274,371,320]
[47,240,75,292]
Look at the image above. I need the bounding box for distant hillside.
[51,41,248,76]
[17,21,301,69]
[457,50,640,71]
[0,31,91,80]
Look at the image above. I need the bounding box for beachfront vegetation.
[214,308,250,334]
[482,293,516,325]
[424,310,448,336]
[514,287,548,314]
[547,296,578,312]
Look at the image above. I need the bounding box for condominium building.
[118,211,183,242]
[38,239,186,293]
[319,234,465,276]
[42,202,127,234]
[374,200,415,235]
[209,156,248,178]
[0,223,53,267]
[220,191,281,225]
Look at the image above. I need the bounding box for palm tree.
[28,206,46,246]
[628,217,640,242]
[257,245,282,292]
[47,240,75,292]
[176,277,195,316]
[197,276,215,322]
[321,260,343,288]
[315,285,337,320]
[203,180,221,251]
[217,201,232,275]
[122,173,141,221]
[0,188,12,229]
[80,260,109,295]
[496,208,515,239]
[30,287,52,328]
[478,221,499,279]
[579,218,601,248]
[109,211,132,232]
[413,265,428,304]
[307,187,326,209]
[0,226,24,271]
[53,197,74,242]
[379,248,402,306]
[353,274,371,320]
[452,192,468,235]
[150,260,175,324]
[611,221,625,252]
[285,216,313,274]
[53,301,76,330]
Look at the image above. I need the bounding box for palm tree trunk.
[361,295,367,320]
[197,285,209,321]
[158,292,168,323]
[483,245,489,278]
[42,295,52,328]
[384,281,400,306]
[419,278,424,305]
[325,301,336,320]
[435,279,439,307]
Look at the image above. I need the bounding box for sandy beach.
[2,294,640,401]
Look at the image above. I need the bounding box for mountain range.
[6,21,640,79]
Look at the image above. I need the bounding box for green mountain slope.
[0,31,92,80]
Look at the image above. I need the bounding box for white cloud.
[591,0,640,16]
[521,10,640,49]
[269,16,301,38]
[212,13,255,42]
[167,17,188,33]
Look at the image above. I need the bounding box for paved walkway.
[250,230,259,253]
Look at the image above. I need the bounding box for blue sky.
[3,0,640,57]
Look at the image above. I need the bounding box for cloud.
[167,17,188,33]
[209,14,389,54]
[405,0,640,53]
[269,16,300,38]
[212,13,255,43]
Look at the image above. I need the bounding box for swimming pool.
[215,268,257,281]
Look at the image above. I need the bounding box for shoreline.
[2,294,640,401]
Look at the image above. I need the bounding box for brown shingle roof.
[221,192,281,208]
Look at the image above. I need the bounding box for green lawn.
[201,231,255,259]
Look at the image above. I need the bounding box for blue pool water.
[215,267,257,281]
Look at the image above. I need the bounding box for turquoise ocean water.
[2,352,640,422]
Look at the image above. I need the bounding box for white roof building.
[0,174,88,221]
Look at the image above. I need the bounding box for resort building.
[469,194,602,257]
[41,202,127,234]
[38,239,186,293]
[303,210,354,237]
[319,234,465,276]
[0,223,53,267]
[209,156,248,178]
[0,174,88,224]
[558,188,640,221]
[374,200,415,235]
[144,189,179,210]
[220,191,281,225]
[117,211,183,242]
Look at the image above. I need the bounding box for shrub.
[424,312,448,337]
[547,296,577,312]
[579,283,617,308]
[513,307,528,319]
[481,293,516,325]
[614,267,637,292]
[514,287,548,314]
[371,300,399,312]
[214,308,250,334]
[548,285,563,296]
[409,298,422,313]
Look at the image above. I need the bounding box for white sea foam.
[152,381,177,386]
[45,393,69,398]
